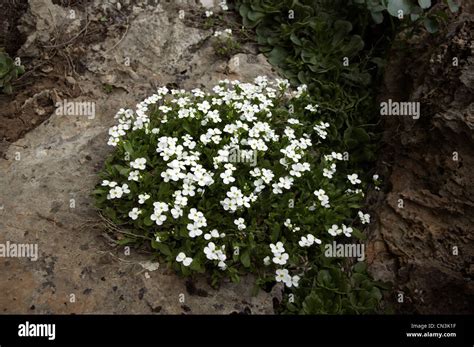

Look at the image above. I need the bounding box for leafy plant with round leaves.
[0,50,24,95]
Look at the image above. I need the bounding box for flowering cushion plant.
[94,76,371,288]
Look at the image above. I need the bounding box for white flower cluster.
[328,224,353,237]
[214,29,232,38]
[220,186,252,212]
[151,202,169,225]
[284,218,300,233]
[219,0,228,11]
[108,108,134,146]
[275,269,300,288]
[102,180,130,199]
[270,242,289,265]
[176,252,193,267]
[298,234,322,247]
[347,173,361,185]
[313,121,330,139]
[204,242,227,270]
[187,208,207,237]
[358,211,370,224]
[314,189,330,208]
[99,76,369,285]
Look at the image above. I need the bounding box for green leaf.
[447,0,460,13]
[154,242,171,256]
[424,17,439,33]
[353,262,367,273]
[143,216,154,226]
[241,250,251,267]
[290,32,302,46]
[387,0,412,17]
[3,84,12,94]
[267,46,288,67]
[371,11,384,24]
[247,10,265,22]
[183,121,193,135]
[271,223,280,243]
[190,258,205,272]
[418,0,431,9]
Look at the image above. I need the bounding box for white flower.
[176,252,193,267]
[272,252,289,265]
[270,242,285,255]
[121,184,130,194]
[108,186,123,199]
[128,207,141,220]
[171,206,183,219]
[323,163,336,179]
[314,189,330,208]
[182,183,196,196]
[182,257,193,266]
[197,100,211,114]
[204,242,226,262]
[263,256,271,266]
[313,121,330,139]
[348,173,361,185]
[150,212,167,225]
[187,223,203,238]
[305,104,319,112]
[153,201,169,214]
[204,229,220,240]
[130,157,147,170]
[290,275,300,288]
[220,170,235,185]
[138,193,150,204]
[299,234,321,247]
[219,0,228,11]
[128,170,140,181]
[157,86,169,95]
[358,211,371,224]
[342,224,353,237]
[276,269,299,288]
[328,224,341,237]
[373,174,379,181]
[176,252,186,262]
[205,10,213,17]
[275,269,292,286]
[234,218,246,230]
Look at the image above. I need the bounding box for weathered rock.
[367,4,474,314]
[18,0,83,57]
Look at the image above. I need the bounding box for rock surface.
[366,3,474,313]
[0,0,279,314]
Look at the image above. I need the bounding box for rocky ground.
[0,0,280,314]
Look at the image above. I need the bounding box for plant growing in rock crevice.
[94,77,385,312]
